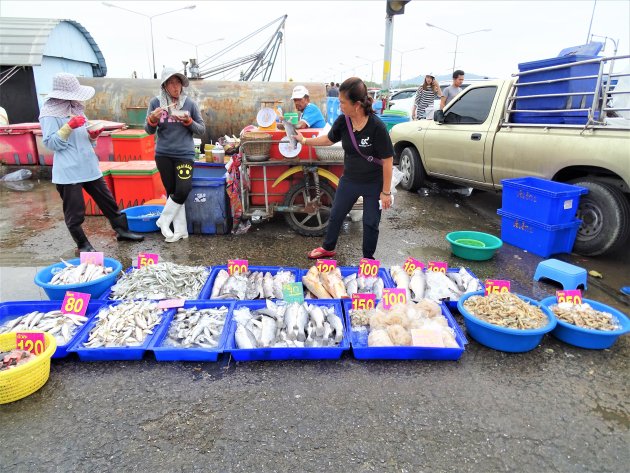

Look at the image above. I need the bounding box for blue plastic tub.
[121,204,163,233]
[342,299,467,360]
[185,177,230,235]
[193,162,227,179]
[501,177,588,225]
[99,265,213,300]
[540,297,630,349]
[68,301,168,361]
[206,266,301,300]
[0,300,107,358]
[497,209,581,257]
[34,257,123,300]
[226,299,349,361]
[458,291,557,352]
[299,266,395,299]
[148,301,235,361]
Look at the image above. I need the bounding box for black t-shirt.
[328,114,394,182]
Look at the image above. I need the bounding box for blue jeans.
[323,176,382,259]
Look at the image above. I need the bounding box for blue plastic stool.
[534,259,588,290]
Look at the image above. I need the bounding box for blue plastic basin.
[34,257,123,300]
[457,291,557,352]
[121,204,163,233]
[540,297,630,349]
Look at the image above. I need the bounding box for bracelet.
[302,136,307,145]
[147,117,158,126]
[381,191,391,196]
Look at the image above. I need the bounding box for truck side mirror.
[434,110,444,124]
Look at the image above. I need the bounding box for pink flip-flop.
[308,247,337,259]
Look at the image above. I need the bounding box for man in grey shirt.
[440,69,465,109]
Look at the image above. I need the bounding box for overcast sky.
[1,0,628,83]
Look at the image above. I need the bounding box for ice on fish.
[0,310,88,346]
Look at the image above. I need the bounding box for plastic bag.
[0,169,32,181]
[391,166,404,193]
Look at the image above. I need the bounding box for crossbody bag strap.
[344,115,383,166]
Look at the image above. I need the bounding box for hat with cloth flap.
[47,73,95,101]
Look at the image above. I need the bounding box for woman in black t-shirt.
[294,77,394,260]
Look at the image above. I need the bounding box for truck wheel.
[399,146,425,191]
[570,179,630,256]
[283,181,335,236]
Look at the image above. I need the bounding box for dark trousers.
[155,156,194,205]
[56,177,120,235]
[323,176,382,259]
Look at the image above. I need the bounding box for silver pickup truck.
[390,55,630,256]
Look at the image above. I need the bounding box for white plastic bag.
[391,166,404,194]
[0,169,32,181]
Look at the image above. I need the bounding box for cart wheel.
[283,181,335,236]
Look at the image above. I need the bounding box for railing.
[504,54,630,128]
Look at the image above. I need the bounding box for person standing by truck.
[412,73,442,119]
[441,69,465,109]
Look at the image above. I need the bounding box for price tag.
[556,289,583,305]
[403,257,424,276]
[227,259,248,275]
[428,261,448,273]
[16,332,46,355]
[484,279,511,295]
[316,259,337,273]
[80,251,104,266]
[358,258,380,278]
[61,291,91,316]
[382,288,407,310]
[351,293,376,311]
[137,252,159,268]
[283,282,305,304]
[158,299,185,309]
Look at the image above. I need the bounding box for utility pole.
[382,1,410,111]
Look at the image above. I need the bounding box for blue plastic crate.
[193,162,227,179]
[0,300,108,359]
[342,299,467,360]
[148,300,235,361]
[68,301,169,361]
[501,177,588,225]
[185,177,230,235]
[326,97,341,126]
[299,266,395,299]
[497,209,582,257]
[206,265,301,300]
[100,265,213,300]
[225,299,349,361]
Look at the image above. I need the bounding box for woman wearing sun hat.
[145,67,205,243]
[39,72,144,254]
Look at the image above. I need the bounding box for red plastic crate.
[82,162,124,216]
[0,123,40,165]
[112,130,155,162]
[33,129,53,165]
[110,161,166,209]
[261,129,319,160]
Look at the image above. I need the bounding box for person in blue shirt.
[291,85,326,129]
[39,73,143,254]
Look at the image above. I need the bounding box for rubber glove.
[57,116,86,140]
[88,128,103,140]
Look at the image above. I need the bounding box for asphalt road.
[1,179,628,472]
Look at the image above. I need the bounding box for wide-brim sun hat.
[47,73,95,101]
[160,67,190,88]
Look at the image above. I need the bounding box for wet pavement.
[1,176,628,473]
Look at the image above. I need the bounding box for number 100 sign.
[382,288,407,309]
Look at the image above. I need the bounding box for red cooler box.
[112,129,155,161]
[83,162,124,216]
[261,128,319,160]
[0,123,40,165]
[110,161,166,209]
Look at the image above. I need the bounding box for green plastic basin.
[446,231,502,261]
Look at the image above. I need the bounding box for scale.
[257,100,283,131]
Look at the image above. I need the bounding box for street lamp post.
[102,2,196,79]
[355,56,380,83]
[380,44,424,86]
[167,36,224,66]
[426,23,490,73]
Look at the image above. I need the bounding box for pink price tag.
[16,332,46,355]
[351,293,376,311]
[158,299,186,309]
[137,253,159,268]
[80,251,104,266]
[382,288,407,310]
[358,258,381,278]
[428,261,448,273]
[556,289,583,305]
[228,259,248,275]
[61,291,91,316]
[316,259,337,273]
[484,279,511,296]
[403,257,424,276]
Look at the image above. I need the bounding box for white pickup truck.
[390,55,630,256]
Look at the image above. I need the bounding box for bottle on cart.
[212,142,225,163]
[275,103,283,125]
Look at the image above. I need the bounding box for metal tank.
[78,78,326,144]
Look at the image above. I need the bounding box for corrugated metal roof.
[0,17,107,76]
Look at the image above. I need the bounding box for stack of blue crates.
[497,177,588,257]
[185,162,231,235]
